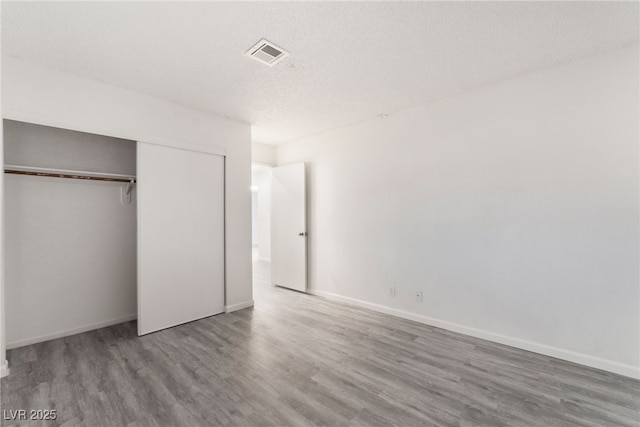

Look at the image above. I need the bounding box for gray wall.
[4,120,137,347]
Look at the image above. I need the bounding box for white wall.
[4,120,137,348]
[0,56,253,370]
[277,46,640,378]
[257,174,271,262]
[252,167,272,262]
[251,190,259,245]
[252,142,276,166]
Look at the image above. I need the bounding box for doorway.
[251,164,272,294]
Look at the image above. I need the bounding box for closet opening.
[3,119,137,349]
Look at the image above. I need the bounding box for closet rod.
[4,165,136,183]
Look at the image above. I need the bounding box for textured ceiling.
[2,2,638,144]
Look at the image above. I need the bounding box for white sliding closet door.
[138,142,225,335]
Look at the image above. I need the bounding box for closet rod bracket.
[122,179,135,205]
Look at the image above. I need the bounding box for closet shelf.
[4,164,136,183]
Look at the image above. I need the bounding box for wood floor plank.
[1,257,638,426]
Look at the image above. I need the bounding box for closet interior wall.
[3,119,137,348]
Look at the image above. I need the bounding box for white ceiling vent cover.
[245,39,290,67]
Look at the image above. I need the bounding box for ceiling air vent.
[245,39,290,67]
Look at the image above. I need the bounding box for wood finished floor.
[1,258,639,426]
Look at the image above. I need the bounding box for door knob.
[298,232,307,236]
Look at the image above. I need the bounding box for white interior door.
[137,142,225,335]
[271,162,307,292]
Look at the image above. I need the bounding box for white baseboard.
[6,302,256,350]
[307,289,640,380]
[0,360,9,378]
[6,314,137,350]
[225,300,254,313]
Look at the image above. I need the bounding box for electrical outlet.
[388,286,397,297]
[416,290,423,302]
